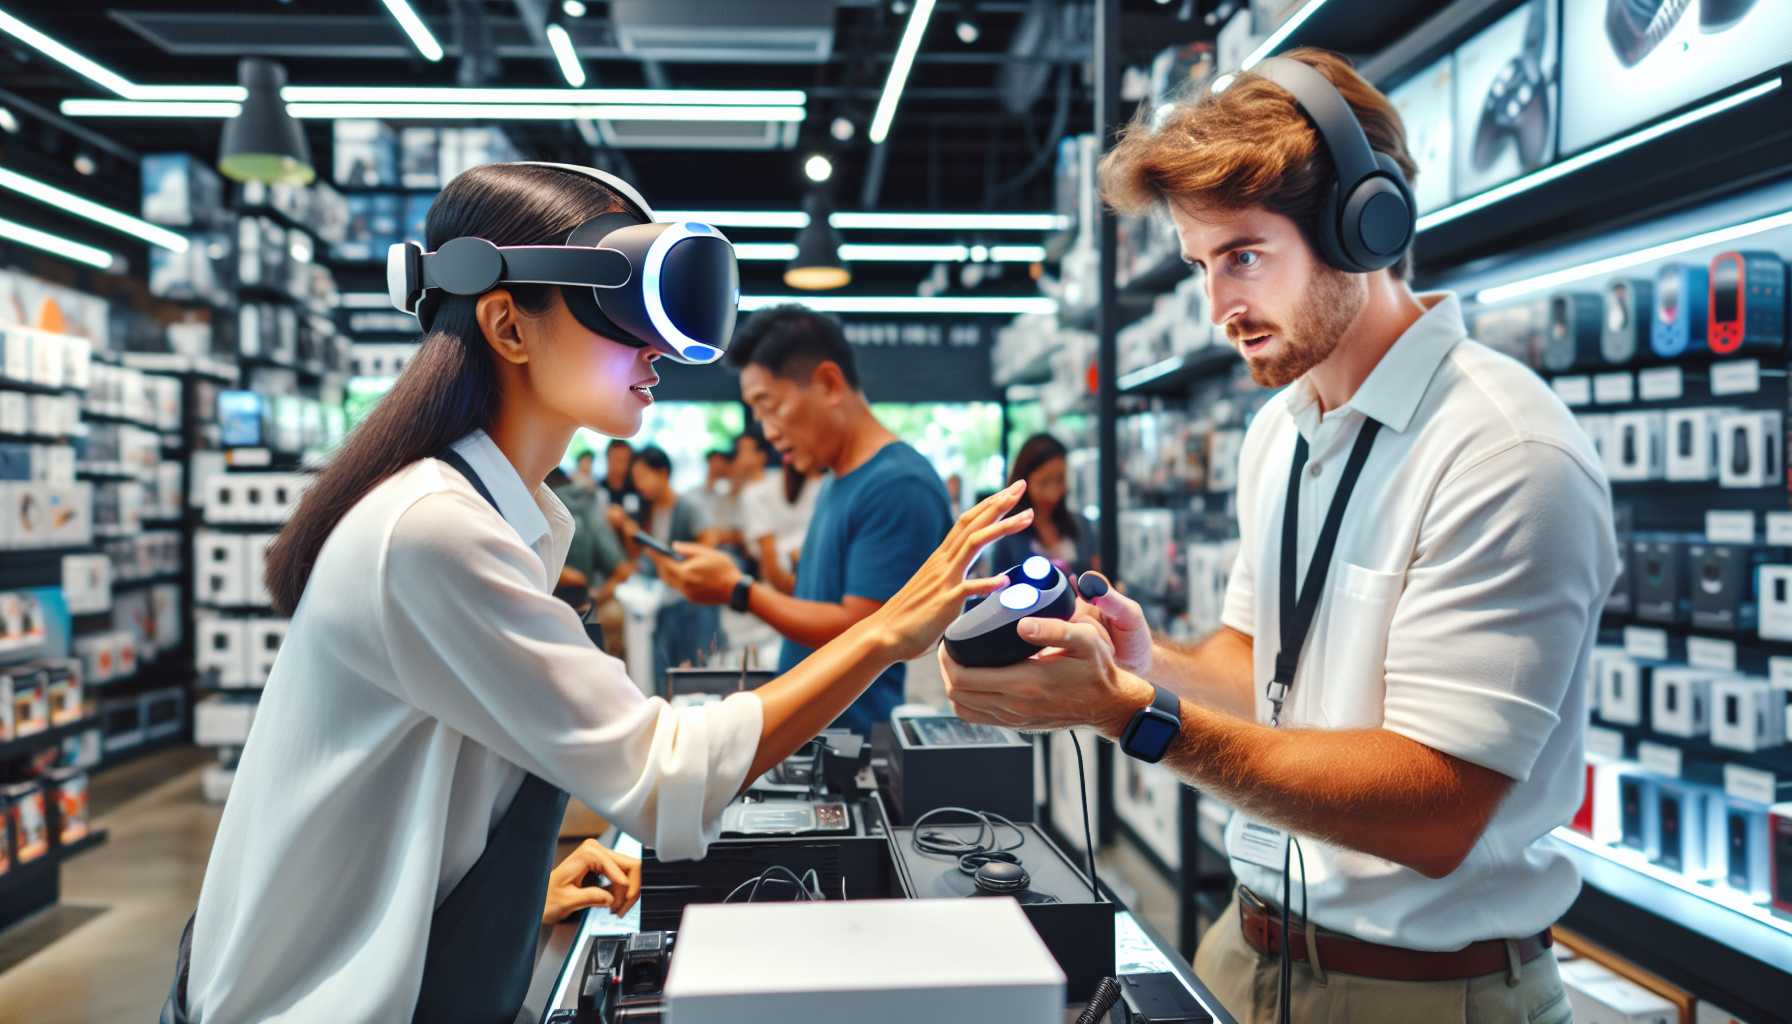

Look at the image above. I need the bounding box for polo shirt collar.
[1343,292,1466,433]
[449,429,554,550]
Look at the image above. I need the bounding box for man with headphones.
[941,49,1613,1024]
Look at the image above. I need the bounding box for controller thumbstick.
[1076,572,1109,600]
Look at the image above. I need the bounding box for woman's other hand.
[541,839,642,924]
[869,481,1034,663]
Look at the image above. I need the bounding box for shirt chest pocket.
[1314,562,1404,729]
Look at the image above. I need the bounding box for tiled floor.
[0,747,219,1023]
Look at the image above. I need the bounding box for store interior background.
[0,1,1789,1021]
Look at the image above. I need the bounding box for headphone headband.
[1251,57,1380,197]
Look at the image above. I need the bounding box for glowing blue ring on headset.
[642,221,732,365]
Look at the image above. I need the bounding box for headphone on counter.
[1249,57,1416,275]
[386,162,740,365]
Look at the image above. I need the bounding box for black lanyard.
[1268,417,1382,726]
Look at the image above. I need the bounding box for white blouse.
[186,430,763,1022]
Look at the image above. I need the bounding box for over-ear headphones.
[387,161,740,365]
[1249,56,1416,274]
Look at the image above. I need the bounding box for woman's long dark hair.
[265,164,630,614]
[1008,433,1078,543]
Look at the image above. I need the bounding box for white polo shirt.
[187,430,762,1022]
[1219,293,1617,951]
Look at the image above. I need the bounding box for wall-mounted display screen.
[1453,0,1560,200]
[1560,0,1790,155]
[217,391,266,449]
[1387,55,1456,214]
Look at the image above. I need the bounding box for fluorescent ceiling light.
[0,166,188,252]
[61,100,244,118]
[1240,0,1328,70]
[0,215,115,269]
[662,210,1066,232]
[1421,77,1782,234]
[1474,208,1792,306]
[1117,356,1187,392]
[280,86,805,106]
[739,294,1056,315]
[870,0,938,144]
[734,243,1044,262]
[381,0,444,62]
[834,212,1066,230]
[287,103,804,122]
[0,9,134,96]
[545,23,586,88]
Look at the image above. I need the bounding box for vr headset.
[386,162,739,365]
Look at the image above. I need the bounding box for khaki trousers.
[1193,894,1575,1024]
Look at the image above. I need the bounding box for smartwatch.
[1120,685,1181,764]
[730,575,756,613]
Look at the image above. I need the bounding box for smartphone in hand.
[632,530,686,562]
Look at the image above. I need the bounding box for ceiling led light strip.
[545,23,586,88]
[381,0,444,62]
[733,243,1045,263]
[1420,77,1782,234]
[289,103,805,122]
[0,215,115,269]
[61,100,244,118]
[738,295,1057,315]
[870,0,939,144]
[1240,0,1329,71]
[1474,209,1792,306]
[662,211,1067,232]
[0,166,187,252]
[0,9,134,96]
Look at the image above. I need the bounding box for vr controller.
[944,557,1090,668]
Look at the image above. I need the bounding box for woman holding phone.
[161,162,1030,1023]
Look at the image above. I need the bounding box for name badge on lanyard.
[1229,816,1292,870]
[1267,418,1382,727]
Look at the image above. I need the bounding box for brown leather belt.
[1236,887,1553,983]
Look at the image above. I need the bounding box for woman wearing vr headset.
[161,162,1033,1023]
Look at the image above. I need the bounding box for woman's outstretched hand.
[868,480,1034,663]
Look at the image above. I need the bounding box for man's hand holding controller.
[1069,571,1152,676]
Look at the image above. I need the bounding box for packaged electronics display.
[1706,251,1786,355]
[141,153,226,230]
[1664,407,1724,481]
[3,782,49,863]
[333,120,398,187]
[1385,55,1456,214]
[1601,278,1653,365]
[1715,410,1780,489]
[216,391,267,449]
[1606,411,1664,482]
[336,194,403,262]
[1543,292,1603,371]
[1453,0,1558,200]
[1633,537,1686,624]
[1560,0,1792,154]
[1652,263,1708,358]
[45,770,89,845]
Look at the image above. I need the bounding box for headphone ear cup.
[1335,153,1416,274]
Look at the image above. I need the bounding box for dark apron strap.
[157,448,577,1024]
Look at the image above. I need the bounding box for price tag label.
[1638,742,1682,779]
[1711,359,1761,396]
[1624,626,1669,661]
[1770,657,1792,691]
[1706,510,1756,544]
[226,447,272,468]
[1724,765,1779,806]
[1768,513,1792,546]
[1688,637,1738,672]
[1594,372,1635,405]
[1586,726,1625,761]
[1637,367,1685,401]
[1552,376,1592,407]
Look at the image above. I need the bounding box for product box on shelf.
[1601,278,1653,366]
[1664,408,1727,482]
[1578,414,1613,467]
[0,393,24,435]
[0,671,12,742]
[1716,411,1781,489]
[151,584,181,650]
[1687,544,1759,633]
[1606,411,1665,483]
[73,632,120,686]
[194,531,250,606]
[1722,798,1772,902]
[1571,761,1624,844]
[1759,564,1792,641]
[334,120,398,188]
[141,153,225,229]
[1618,773,1654,856]
[196,616,251,689]
[1771,803,1792,915]
[337,194,402,262]
[9,666,49,738]
[1543,292,1603,372]
[2,782,49,863]
[248,618,287,683]
[45,769,89,845]
[1597,655,1653,727]
[1650,668,1715,739]
[1707,251,1786,356]
[0,590,48,657]
[1709,677,1787,753]
[1652,263,1708,359]
[195,695,257,748]
[1632,538,1686,624]
[0,791,10,876]
[1652,782,1714,878]
[46,661,82,726]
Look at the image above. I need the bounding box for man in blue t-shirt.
[658,305,953,732]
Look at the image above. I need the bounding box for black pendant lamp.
[784,189,850,291]
[219,59,315,186]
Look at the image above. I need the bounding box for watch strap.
[730,576,756,613]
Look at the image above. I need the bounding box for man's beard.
[1229,264,1366,389]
